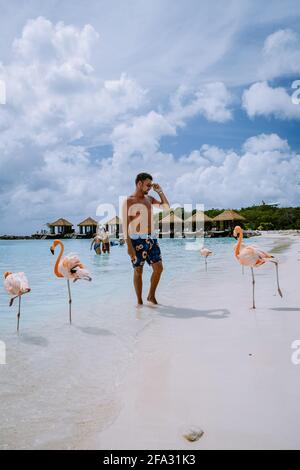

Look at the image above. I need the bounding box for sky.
[0,0,300,234]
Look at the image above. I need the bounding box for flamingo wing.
[71,266,92,281]
[4,272,30,296]
[237,246,261,266]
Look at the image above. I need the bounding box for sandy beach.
[92,233,300,450]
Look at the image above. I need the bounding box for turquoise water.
[0,236,276,449]
[0,238,236,332]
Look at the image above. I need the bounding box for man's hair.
[135,172,153,185]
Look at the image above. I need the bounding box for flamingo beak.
[50,247,54,255]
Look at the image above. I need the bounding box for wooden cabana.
[105,216,122,238]
[160,212,184,238]
[47,218,74,235]
[212,210,245,233]
[185,211,214,233]
[77,217,98,237]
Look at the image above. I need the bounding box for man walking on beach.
[123,173,169,307]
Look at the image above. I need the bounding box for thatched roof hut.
[160,213,183,224]
[212,210,245,222]
[213,210,245,232]
[105,216,122,236]
[185,211,214,223]
[47,218,74,235]
[158,212,184,238]
[184,211,213,234]
[77,217,98,236]
[106,216,121,225]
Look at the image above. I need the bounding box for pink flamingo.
[3,271,31,332]
[50,240,92,324]
[233,226,283,309]
[200,247,213,271]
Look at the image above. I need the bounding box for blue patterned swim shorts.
[131,236,162,268]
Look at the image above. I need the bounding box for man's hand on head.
[152,183,163,193]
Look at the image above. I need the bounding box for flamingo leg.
[251,267,256,309]
[205,258,207,272]
[274,262,283,298]
[9,296,16,307]
[67,279,72,324]
[17,295,21,333]
[242,265,244,275]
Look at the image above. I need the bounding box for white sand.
[92,233,300,450]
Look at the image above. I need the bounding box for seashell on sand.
[182,426,204,442]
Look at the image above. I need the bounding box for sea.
[0,236,277,449]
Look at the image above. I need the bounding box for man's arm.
[122,198,135,259]
[151,184,170,210]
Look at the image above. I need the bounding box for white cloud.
[1,11,300,234]
[112,111,176,157]
[169,82,233,125]
[243,133,289,153]
[2,130,300,234]
[242,81,300,119]
[0,16,147,151]
[172,134,300,208]
[260,29,300,79]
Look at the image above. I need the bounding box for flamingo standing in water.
[200,247,213,271]
[3,272,31,332]
[233,226,283,309]
[50,240,92,324]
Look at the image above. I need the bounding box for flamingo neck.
[54,241,64,278]
[234,229,243,257]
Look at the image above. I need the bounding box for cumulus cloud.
[2,124,300,234]
[0,16,237,233]
[1,15,300,235]
[241,28,300,121]
[169,82,233,125]
[0,16,147,151]
[172,134,300,208]
[260,29,300,79]
[242,81,300,119]
[242,133,289,153]
[112,111,176,158]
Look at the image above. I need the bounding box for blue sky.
[0,0,300,234]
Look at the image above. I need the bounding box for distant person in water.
[101,228,110,254]
[122,172,169,307]
[90,234,102,255]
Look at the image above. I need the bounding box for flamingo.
[233,226,283,309]
[3,272,31,332]
[200,247,213,271]
[50,240,92,324]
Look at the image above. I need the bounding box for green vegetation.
[238,205,300,230]
[154,204,300,230]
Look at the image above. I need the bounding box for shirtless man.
[122,172,169,307]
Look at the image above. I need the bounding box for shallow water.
[0,236,280,449]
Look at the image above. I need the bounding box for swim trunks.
[102,242,110,253]
[94,242,101,254]
[131,236,162,268]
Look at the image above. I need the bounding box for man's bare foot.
[136,300,143,308]
[147,295,158,305]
